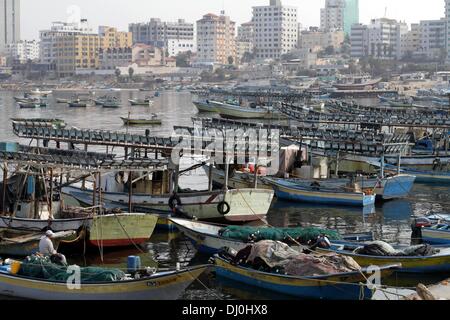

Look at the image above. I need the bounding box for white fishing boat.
[63,186,274,222]
[209,101,285,120]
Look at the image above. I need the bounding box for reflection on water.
[1,91,450,299]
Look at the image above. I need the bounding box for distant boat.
[68,100,87,108]
[193,101,218,113]
[128,99,153,106]
[18,102,41,109]
[102,98,120,108]
[120,115,162,126]
[210,101,285,120]
[56,98,70,104]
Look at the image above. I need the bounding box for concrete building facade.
[196,13,236,65]
[98,26,132,49]
[129,18,195,56]
[0,0,20,53]
[6,40,39,63]
[299,28,345,52]
[321,0,359,36]
[252,0,298,60]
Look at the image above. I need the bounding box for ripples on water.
[1,90,450,299]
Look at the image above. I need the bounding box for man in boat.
[38,230,67,266]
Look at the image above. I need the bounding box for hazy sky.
[21,0,446,40]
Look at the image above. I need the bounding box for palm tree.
[115,68,121,81]
[128,67,134,82]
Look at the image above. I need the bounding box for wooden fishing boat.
[422,225,450,245]
[212,256,398,300]
[56,98,70,104]
[0,213,158,248]
[63,186,275,222]
[18,102,40,109]
[397,167,450,184]
[0,264,208,300]
[265,178,376,207]
[317,243,450,273]
[68,100,87,108]
[203,165,273,191]
[170,218,366,255]
[102,98,120,108]
[128,99,153,106]
[0,230,75,256]
[88,213,158,247]
[120,116,162,126]
[211,101,285,120]
[193,101,218,113]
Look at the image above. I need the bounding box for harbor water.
[0,90,449,299]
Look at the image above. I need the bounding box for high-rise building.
[350,18,409,60]
[321,0,359,36]
[196,13,236,65]
[129,18,195,57]
[445,0,450,61]
[252,0,298,60]
[39,20,99,77]
[98,26,132,49]
[0,0,20,53]
[418,19,446,60]
[343,0,359,36]
[6,40,39,63]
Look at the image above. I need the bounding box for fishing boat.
[422,224,450,245]
[317,242,450,273]
[192,100,218,113]
[170,218,365,255]
[68,100,88,108]
[210,101,285,120]
[56,98,70,104]
[0,230,75,256]
[63,186,274,223]
[212,255,397,300]
[102,98,120,109]
[0,262,208,300]
[333,76,382,91]
[88,213,158,247]
[120,115,162,126]
[265,178,375,207]
[18,102,40,109]
[128,99,153,106]
[396,166,450,184]
[203,165,273,190]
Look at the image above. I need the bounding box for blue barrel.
[127,256,141,273]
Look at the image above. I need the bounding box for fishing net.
[18,255,126,283]
[219,226,342,243]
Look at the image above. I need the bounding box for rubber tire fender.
[217,201,231,215]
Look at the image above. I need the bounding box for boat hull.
[318,247,450,273]
[88,214,158,248]
[0,266,207,300]
[422,229,450,245]
[213,257,395,300]
[373,175,416,200]
[63,187,274,222]
[269,180,375,207]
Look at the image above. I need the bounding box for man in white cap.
[39,230,67,265]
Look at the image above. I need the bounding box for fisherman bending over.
[39,230,67,266]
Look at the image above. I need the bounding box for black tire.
[217,201,231,215]
[169,194,182,210]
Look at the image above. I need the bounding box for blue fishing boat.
[265,178,375,207]
[213,256,398,300]
[398,167,450,184]
[170,217,371,255]
[413,215,450,245]
[318,242,450,273]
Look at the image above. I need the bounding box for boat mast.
[2,163,7,214]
